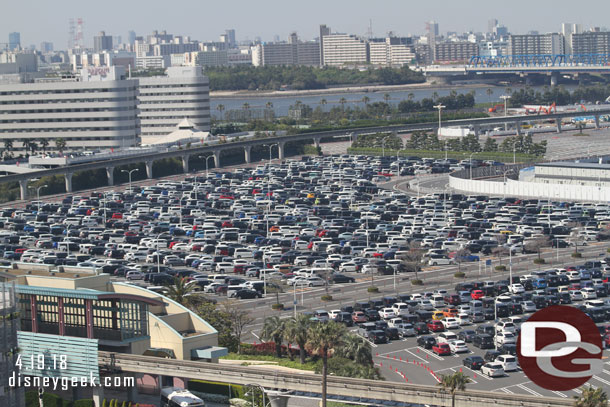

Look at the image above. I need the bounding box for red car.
[427,320,445,332]
[352,311,367,324]
[604,334,610,349]
[471,290,485,300]
[432,343,451,356]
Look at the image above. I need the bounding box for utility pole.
[434,104,446,137]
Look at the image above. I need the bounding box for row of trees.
[206,65,424,91]
[508,84,610,107]
[398,91,476,113]
[2,137,67,160]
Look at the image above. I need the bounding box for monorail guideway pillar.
[244,146,252,163]
[106,167,114,186]
[278,142,286,160]
[595,115,601,129]
[65,173,73,193]
[181,154,190,173]
[145,160,154,179]
[19,179,28,200]
[213,150,221,168]
[556,119,562,133]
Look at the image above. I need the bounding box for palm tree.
[407,92,415,101]
[54,138,67,154]
[265,101,274,111]
[3,139,13,158]
[574,386,608,407]
[260,316,286,358]
[284,314,311,364]
[486,88,494,104]
[362,95,370,107]
[21,139,32,155]
[383,93,391,104]
[306,321,347,407]
[39,138,49,153]
[505,87,513,95]
[339,97,347,110]
[216,104,225,121]
[432,91,439,101]
[319,98,327,108]
[165,276,196,307]
[335,334,372,365]
[437,372,471,407]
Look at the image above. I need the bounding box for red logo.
[517,305,602,391]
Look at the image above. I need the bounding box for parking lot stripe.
[551,391,568,398]
[462,366,492,381]
[517,385,543,397]
[500,388,514,394]
[405,349,430,363]
[592,375,610,386]
[416,346,444,361]
[572,388,582,394]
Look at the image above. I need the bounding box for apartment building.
[434,42,479,63]
[570,31,610,55]
[322,34,369,66]
[507,33,565,55]
[138,66,210,144]
[369,37,416,67]
[0,66,140,152]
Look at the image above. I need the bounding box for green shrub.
[533,258,545,264]
[411,279,423,286]
[26,392,71,407]
[74,400,95,407]
[572,252,582,258]
[188,380,245,399]
[321,294,333,301]
[454,272,465,278]
[367,286,379,293]
[271,303,284,310]
[495,265,506,271]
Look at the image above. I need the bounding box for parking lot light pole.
[500,95,511,131]
[199,155,215,178]
[31,184,47,213]
[156,232,163,275]
[121,168,139,192]
[469,153,476,180]
[434,104,446,137]
[293,282,297,318]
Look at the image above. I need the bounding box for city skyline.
[2,0,609,49]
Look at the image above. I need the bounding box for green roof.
[17,285,103,300]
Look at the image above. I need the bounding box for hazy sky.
[3,0,608,48]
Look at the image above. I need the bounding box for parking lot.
[4,153,610,400]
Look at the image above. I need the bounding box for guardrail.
[98,352,571,407]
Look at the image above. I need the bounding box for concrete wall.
[17,273,110,291]
[450,174,610,202]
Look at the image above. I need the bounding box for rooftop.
[536,161,610,170]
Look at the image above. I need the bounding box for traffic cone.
[474,374,477,379]
[394,356,396,360]
[380,362,383,367]
[459,368,462,372]
[399,357,402,361]
[406,378,409,383]
[426,354,429,359]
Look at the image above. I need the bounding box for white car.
[495,320,516,334]
[448,340,469,354]
[508,284,525,294]
[305,277,325,287]
[495,331,517,346]
[457,313,471,325]
[437,332,458,344]
[569,290,584,301]
[379,308,397,319]
[481,362,505,377]
[581,287,597,299]
[496,355,519,372]
[428,257,455,266]
[521,301,536,313]
[328,309,341,320]
[392,302,411,316]
[125,271,144,280]
[442,317,460,330]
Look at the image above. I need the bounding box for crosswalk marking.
[517,384,543,397]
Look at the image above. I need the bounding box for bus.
[160,387,205,407]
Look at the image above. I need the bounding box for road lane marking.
[552,391,568,398]
[517,385,543,397]
[500,388,514,394]
[592,375,610,386]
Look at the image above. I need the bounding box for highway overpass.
[5,107,610,199]
[98,352,572,407]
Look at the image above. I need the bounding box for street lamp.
[29,184,48,213]
[199,155,215,178]
[499,95,511,131]
[587,143,593,159]
[434,104,446,137]
[245,384,266,407]
[469,153,476,180]
[121,168,139,193]
[381,137,387,157]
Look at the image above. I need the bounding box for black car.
[499,344,517,356]
[364,309,380,321]
[331,274,355,283]
[483,308,495,320]
[333,312,354,327]
[458,330,476,343]
[476,325,496,336]
[472,334,494,349]
[368,330,388,344]
[417,335,436,349]
[232,289,261,299]
[558,292,572,304]
[463,355,485,370]
[484,350,501,362]
[414,322,430,335]
[385,327,400,340]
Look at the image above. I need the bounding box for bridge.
[422,54,610,85]
[98,351,572,407]
[5,107,610,199]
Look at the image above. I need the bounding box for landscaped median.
[347,147,539,162]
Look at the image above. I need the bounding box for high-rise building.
[507,33,565,55]
[322,33,369,66]
[434,42,479,63]
[225,29,236,47]
[0,66,140,152]
[40,41,54,53]
[8,32,20,51]
[127,30,136,45]
[562,23,584,53]
[426,21,439,61]
[571,31,610,55]
[251,33,320,66]
[369,37,416,66]
[93,31,113,52]
[319,24,331,66]
[488,19,498,34]
[138,66,210,144]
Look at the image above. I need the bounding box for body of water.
[211,84,577,118]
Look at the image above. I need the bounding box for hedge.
[347,147,539,162]
[188,379,246,399]
[25,392,72,407]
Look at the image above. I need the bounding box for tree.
[284,314,311,364]
[524,235,550,259]
[453,248,471,273]
[400,242,424,280]
[432,91,439,101]
[196,301,239,352]
[55,138,67,154]
[319,98,327,108]
[260,316,286,358]
[339,97,347,110]
[574,386,608,407]
[166,276,197,307]
[362,95,370,107]
[22,139,32,156]
[483,137,498,152]
[220,300,255,354]
[242,102,250,111]
[492,245,509,266]
[39,138,49,153]
[383,93,391,104]
[216,104,225,121]
[437,372,471,407]
[407,92,415,101]
[306,321,347,407]
[3,139,13,159]
[486,88,494,104]
[335,333,373,365]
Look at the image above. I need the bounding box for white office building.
[138,66,210,144]
[0,66,139,153]
[322,34,369,66]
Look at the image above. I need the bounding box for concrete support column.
[213,150,221,168]
[181,154,190,173]
[85,299,93,339]
[125,375,137,402]
[268,395,289,407]
[595,115,601,129]
[19,179,28,200]
[472,125,480,139]
[65,173,73,193]
[244,146,252,163]
[556,119,562,133]
[145,160,154,179]
[515,122,522,136]
[58,297,65,336]
[91,386,104,407]
[106,167,114,186]
[278,142,285,160]
[550,72,559,87]
[30,295,38,333]
[313,137,321,149]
